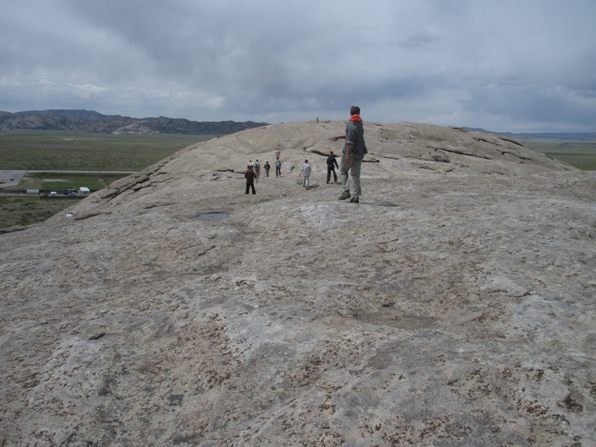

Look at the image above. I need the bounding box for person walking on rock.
[254,159,261,180]
[326,150,339,183]
[300,159,312,189]
[264,161,271,177]
[339,105,367,203]
[245,165,256,194]
[274,145,281,160]
[275,159,282,177]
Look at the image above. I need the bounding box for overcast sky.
[1,0,595,131]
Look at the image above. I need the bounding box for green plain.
[523,140,596,171]
[0,130,210,170]
[0,130,214,228]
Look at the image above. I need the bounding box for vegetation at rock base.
[0,196,79,228]
[7,172,129,193]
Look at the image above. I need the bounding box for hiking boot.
[338,191,351,200]
[350,196,359,203]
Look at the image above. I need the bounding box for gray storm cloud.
[1,0,595,131]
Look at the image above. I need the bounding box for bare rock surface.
[1,121,595,446]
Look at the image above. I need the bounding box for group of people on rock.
[244,146,284,194]
[244,106,367,204]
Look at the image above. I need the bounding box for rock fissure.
[497,136,524,147]
[427,145,492,160]
[473,136,504,147]
[499,150,534,161]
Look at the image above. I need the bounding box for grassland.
[0,196,79,229]
[0,130,214,228]
[523,140,596,171]
[7,172,128,192]
[0,130,210,171]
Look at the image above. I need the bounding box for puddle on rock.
[197,211,230,221]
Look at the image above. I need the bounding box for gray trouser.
[340,155,362,197]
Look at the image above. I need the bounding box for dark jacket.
[245,170,256,184]
[326,155,339,168]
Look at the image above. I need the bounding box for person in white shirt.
[299,160,312,190]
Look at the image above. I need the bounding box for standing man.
[274,145,281,160]
[300,159,312,190]
[254,159,261,180]
[275,159,282,177]
[264,161,271,177]
[326,151,339,183]
[338,105,367,203]
[245,165,256,194]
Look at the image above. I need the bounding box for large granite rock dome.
[1,121,595,446]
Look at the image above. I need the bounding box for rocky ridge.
[1,121,595,446]
[0,109,267,135]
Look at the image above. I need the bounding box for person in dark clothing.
[245,166,256,194]
[326,151,339,183]
[264,161,271,177]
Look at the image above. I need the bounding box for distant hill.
[462,127,596,141]
[0,109,268,135]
